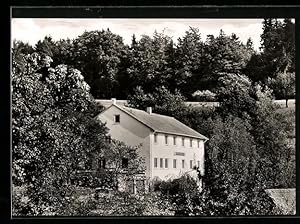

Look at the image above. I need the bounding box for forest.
[12,18,295,216]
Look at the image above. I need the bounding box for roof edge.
[97,103,209,141]
[110,104,155,132]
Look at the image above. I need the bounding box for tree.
[248,18,295,95]
[127,85,187,116]
[71,30,127,98]
[268,71,295,107]
[12,40,34,56]
[92,140,145,190]
[216,73,256,121]
[35,36,57,58]
[127,31,176,93]
[174,27,204,96]
[250,84,293,188]
[12,52,108,215]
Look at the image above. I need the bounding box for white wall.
[96,105,206,182]
[96,105,152,177]
[150,133,205,181]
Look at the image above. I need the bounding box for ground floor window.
[154,158,158,168]
[98,158,106,169]
[122,158,128,168]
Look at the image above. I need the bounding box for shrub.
[192,90,216,101]
[159,175,201,216]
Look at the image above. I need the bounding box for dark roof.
[107,104,208,141]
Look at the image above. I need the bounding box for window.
[190,160,193,169]
[165,159,168,168]
[122,158,128,168]
[198,161,200,168]
[190,138,193,147]
[173,136,176,145]
[154,158,158,168]
[160,158,163,168]
[173,159,177,168]
[165,135,168,145]
[154,133,158,143]
[114,114,120,123]
[197,140,200,148]
[105,135,111,143]
[182,137,185,146]
[98,159,106,169]
[182,160,185,168]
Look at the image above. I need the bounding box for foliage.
[128,85,217,138]
[250,84,294,188]
[90,191,173,216]
[207,115,255,175]
[268,71,295,107]
[216,73,256,121]
[159,175,201,216]
[12,52,109,215]
[192,172,276,216]
[127,31,176,94]
[245,18,295,99]
[192,90,216,101]
[127,85,187,116]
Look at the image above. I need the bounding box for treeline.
[13,18,295,103]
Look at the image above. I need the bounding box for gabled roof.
[102,103,208,141]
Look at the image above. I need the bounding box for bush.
[91,191,173,216]
[159,175,201,216]
[192,90,216,101]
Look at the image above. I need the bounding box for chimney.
[111,98,117,105]
[146,107,152,115]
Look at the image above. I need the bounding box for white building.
[96,99,208,186]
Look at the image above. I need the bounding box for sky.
[11,18,266,51]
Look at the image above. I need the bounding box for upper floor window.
[165,135,168,145]
[165,158,168,168]
[190,138,193,147]
[154,133,158,143]
[197,140,200,148]
[182,137,185,146]
[182,160,185,168]
[114,114,120,123]
[160,158,163,168]
[122,158,128,168]
[173,136,176,145]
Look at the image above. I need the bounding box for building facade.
[96,99,209,186]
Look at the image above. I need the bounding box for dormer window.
[114,114,120,123]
